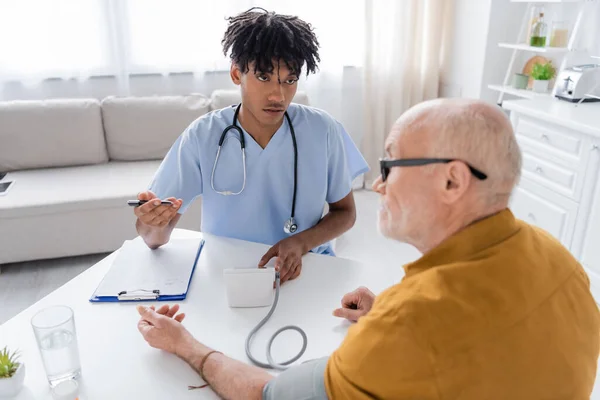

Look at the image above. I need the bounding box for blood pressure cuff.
[262,356,329,400]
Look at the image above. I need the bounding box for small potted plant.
[530,61,556,93]
[0,347,25,397]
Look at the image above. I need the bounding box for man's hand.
[258,236,307,283]
[137,304,193,356]
[332,287,376,322]
[137,305,272,400]
[134,191,183,228]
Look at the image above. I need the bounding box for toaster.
[554,64,600,102]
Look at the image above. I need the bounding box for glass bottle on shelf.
[530,12,547,47]
[526,6,544,44]
[550,21,569,48]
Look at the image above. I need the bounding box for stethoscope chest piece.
[215,104,300,236]
[283,218,298,234]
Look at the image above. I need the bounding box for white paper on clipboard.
[92,237,202,298]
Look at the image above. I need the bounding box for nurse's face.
[231,59,299,127]
[373,125,440,248]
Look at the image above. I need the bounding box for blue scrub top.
[149,103,369,255]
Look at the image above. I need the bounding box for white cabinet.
[580,170,600,300]
[504,98,600,301]
[581,173,600,266]
[509,179,579,248]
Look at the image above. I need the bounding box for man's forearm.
[179,339,273,400]
[136,219,175,249]
[296,206,355,253]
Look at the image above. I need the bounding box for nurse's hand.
[134,191,183,228]
[258,236,306,283]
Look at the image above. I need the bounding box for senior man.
[136,98,599,399]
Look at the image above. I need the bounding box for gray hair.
[406,99,522,206]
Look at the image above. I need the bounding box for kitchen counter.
[503,97,600,138]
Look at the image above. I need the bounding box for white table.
[0,229,403,399]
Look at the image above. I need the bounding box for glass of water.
[31,305,82,387]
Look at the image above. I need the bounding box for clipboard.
[89,237,205,303]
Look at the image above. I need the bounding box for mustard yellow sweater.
[326,210,599,399]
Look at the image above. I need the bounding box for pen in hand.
[127,200,173,207]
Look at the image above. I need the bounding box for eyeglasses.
[379,158,487,182]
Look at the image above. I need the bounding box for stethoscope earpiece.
[213,104,300,236]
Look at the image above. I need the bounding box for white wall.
[440,0,492,99]
[479,0,527,104]
[440,0,526,103]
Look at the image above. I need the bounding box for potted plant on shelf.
[530,61,556,93]
[0,347,25,397]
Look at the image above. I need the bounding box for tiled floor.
[0,252,108,324]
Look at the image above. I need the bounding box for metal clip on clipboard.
[117,289,160,301]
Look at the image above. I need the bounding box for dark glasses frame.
[379,158,487,182]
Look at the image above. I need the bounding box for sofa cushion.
[101,95,211,161]
[0,161,163,219]
[0,161,203,264]
[0,98,108,172]
[210,90,310,111]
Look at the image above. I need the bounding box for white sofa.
[0,90,309,265]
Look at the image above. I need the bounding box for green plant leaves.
[531,61,556,81]
[0,346,20,378]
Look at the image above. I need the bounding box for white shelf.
[510,0,581,2]
[496,0,587,105]
[498,43,570,53]
[488,84,552,100]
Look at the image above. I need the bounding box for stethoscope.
[210,104,299,235]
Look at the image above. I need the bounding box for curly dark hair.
[221,7,320,76]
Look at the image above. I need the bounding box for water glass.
[31,306,82,387]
